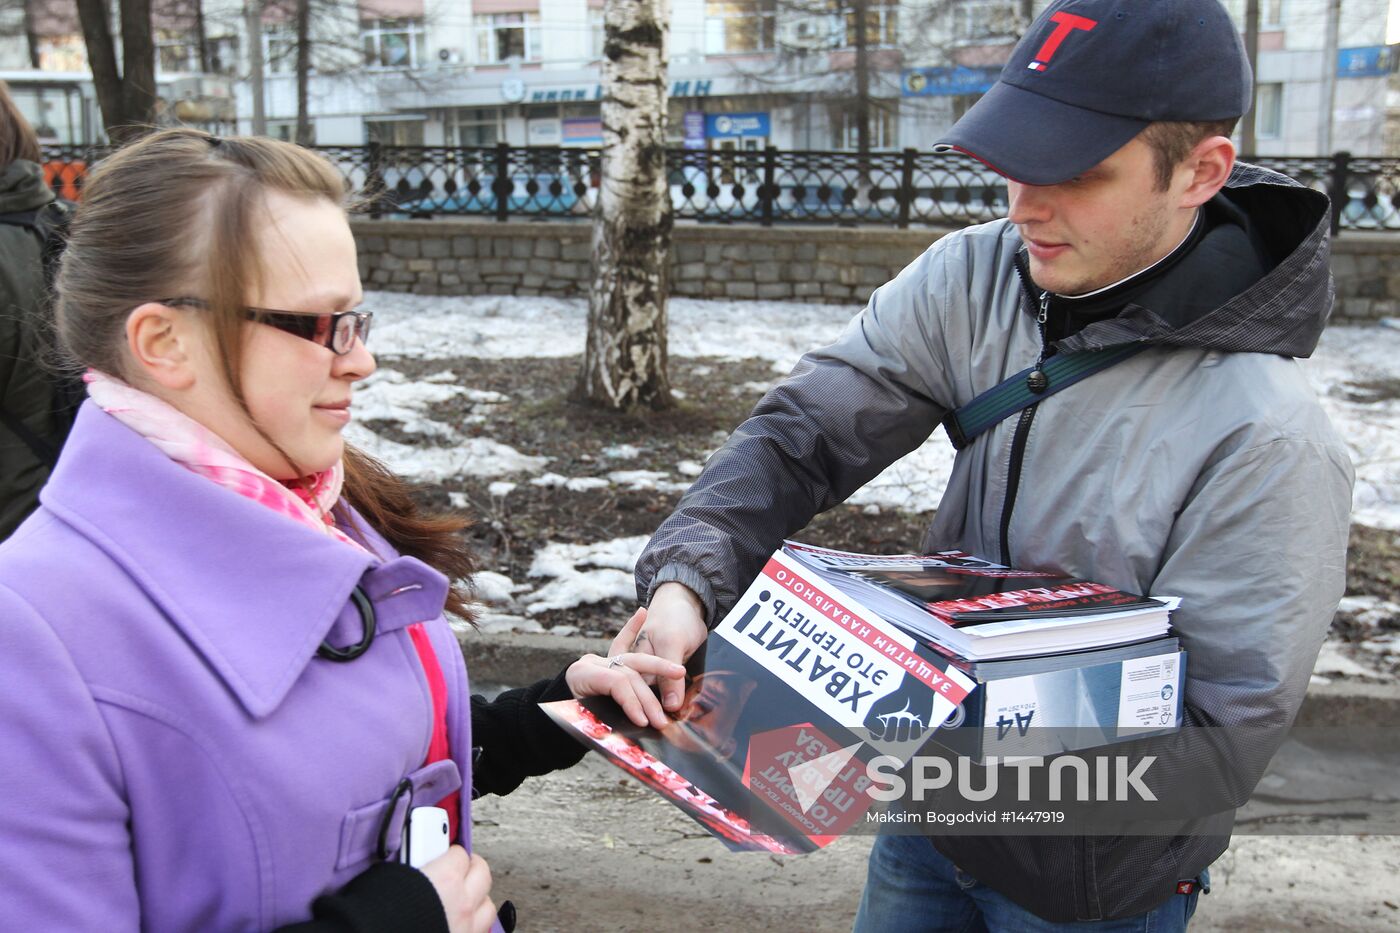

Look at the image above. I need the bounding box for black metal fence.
[37,143,1400,233]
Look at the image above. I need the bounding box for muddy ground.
[377,352,1399,657]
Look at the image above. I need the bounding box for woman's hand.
[565,608,685,729]
[420,846,497,933]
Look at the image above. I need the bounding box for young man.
[631,0,1354,928]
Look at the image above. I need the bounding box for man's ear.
[1177,135,1235,209]
[126,302,197,391]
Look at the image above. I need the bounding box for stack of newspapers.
[543,540,1184,854]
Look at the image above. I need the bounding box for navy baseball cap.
[935,0,1251,185]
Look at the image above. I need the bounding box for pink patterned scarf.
[85,370,370,555]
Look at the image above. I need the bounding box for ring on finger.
[607,655,628,670]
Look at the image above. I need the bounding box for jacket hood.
[0,160,56,214]
[1054,161,1334,359]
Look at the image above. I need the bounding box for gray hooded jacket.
[636,163,1354,921]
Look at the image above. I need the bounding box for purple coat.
[0,403,481,930]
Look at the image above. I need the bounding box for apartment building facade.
[0,0,1394,156]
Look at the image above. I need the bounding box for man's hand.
[630,582,707,711]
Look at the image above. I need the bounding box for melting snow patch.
[846,437,956,514]
[1336,595,1400,629]
[608,470,690,493]
[519,536,650,615]
[603,444,642,459]
[473,571,519,605]
[523,572,635,615]
[363,292,857,370]
[346,425,548,482]
[1312,641,1383,680]
[677,460,704,477]
[468,611,545,635]
[1301,326,1400,531]
[530,472,612,492]
[488,481,517,498]
[354,369,466,438]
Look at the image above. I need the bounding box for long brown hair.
[54,128,477,620]
[0,80,42,166]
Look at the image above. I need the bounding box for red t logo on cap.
[1028,11,1098,71]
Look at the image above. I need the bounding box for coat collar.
[41,403,447,718]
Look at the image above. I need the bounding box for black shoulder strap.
[942,344,1148,450]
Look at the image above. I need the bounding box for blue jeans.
[853,834,1207,933]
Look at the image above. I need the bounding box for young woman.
[0,129,680,933]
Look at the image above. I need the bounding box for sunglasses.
[159,297,373,356]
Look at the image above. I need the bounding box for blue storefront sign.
[704,112,770,139]
[1337,45,1399,78]
[901,66,999,97]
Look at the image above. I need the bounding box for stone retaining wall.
[353,218,1400,322]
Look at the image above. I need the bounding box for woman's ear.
[126,302,198,391]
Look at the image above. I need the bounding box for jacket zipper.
[1000,269,1051,566]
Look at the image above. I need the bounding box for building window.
[951,92,979,122]
[950,0,1017,41]
[156,32,238,75]
[844,0,898,49]
[363,18,427,70]
[589,8,606,59]
[8,83,86,144]
[37,35,87,72]
[268,120,315,144]
[208,36,239,75]
[476,13,542,64]
[704,0,777,54]
[1256,83,1282,139]
[366,119,424,146]
[831,104,896,150]
[1262,0,1283,27]
[156,29,199,74]
[445,108,500,147]
[263,24,297,75]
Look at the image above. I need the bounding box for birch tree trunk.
[576,0,673,412]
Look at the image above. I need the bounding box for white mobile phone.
[403,806,451,868]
